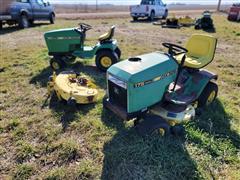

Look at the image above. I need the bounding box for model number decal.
[134,69,177,88]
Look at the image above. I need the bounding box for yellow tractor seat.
[175,34,217,69]
[98,25,115,42]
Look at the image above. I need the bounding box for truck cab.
[0,0,55,29]
[130,0,168,21]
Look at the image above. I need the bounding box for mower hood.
[108,52,178,84]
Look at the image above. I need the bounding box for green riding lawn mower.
[44,23,121,72]
[104,34,218,136]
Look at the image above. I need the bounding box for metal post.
[217,0,222,11]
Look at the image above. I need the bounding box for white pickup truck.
[130,0,168,21]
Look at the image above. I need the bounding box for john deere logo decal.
[134,69,177,88]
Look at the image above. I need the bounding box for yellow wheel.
[159,128,165,136]
[95,50,118,72]
[50,57,65,70]
[100,56,112,68]
[198,82,218,107]
[207,91,216,105]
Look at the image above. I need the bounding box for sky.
[48,0,239,5]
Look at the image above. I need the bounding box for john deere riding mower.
[104,34,218,136]
[44,23,121,71]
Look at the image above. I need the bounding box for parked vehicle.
[130,0,168,21]
[104,34,218,136]
[0,0,55,29]
[228,3,240,22]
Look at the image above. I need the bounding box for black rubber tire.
[67,97,77,107]
[162,10,168,19]
[171,125,185,136]
[0,21,2,30]
[50,57,65,71]
[149,11,155,21]
[115,47,121,59]
[197,82,218,108]
[19,14,29,29]
[49,13,55,24]
[29,19,34,26]
[95,50,118,72]
[133,17,138,21]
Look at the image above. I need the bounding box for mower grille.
[108,80,127,110]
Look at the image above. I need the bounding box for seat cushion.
[175,54,203,69]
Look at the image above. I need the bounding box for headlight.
[107,73,127,89]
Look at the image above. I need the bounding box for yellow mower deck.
[48,72,98,104]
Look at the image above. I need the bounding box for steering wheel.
[79,23,92,32]
[162,43,188,56]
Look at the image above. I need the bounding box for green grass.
[0,13,239,179]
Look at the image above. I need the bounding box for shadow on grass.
[0,22,50,35]
[100,109,200,179]
[100,99,239,179]
[47,94,96,131]
[30,62,106,89]
[192,99,240,149]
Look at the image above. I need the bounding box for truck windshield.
[141,0,155,5]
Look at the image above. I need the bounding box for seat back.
[185,34,217,68]
[99,26,115,42]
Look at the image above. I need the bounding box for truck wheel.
[0,21,2,30]
[95,50,118,72]
[115,47,121,59]
[49,13,55,24]
[133,17,138,21]
[197,82,218,108]
[50,57,65,71]
[19,14,29,29]
[149,11,155,21]
[163,10,168,19]
[29,19,34,26]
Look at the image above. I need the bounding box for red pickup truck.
[228,3,240,21]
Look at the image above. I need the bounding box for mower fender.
[199,69,218,81]
[94,40,118,54]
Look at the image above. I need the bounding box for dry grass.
[0,12,239,179]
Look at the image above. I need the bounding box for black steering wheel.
[78,23,92,32]
[162,43,188,56]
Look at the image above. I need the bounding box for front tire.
[49,13,55,24]
[197,82,218,108]
[50,57,65,71]
[95,50,118,72]
[19,14,29,29]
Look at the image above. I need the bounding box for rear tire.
[49,13,55,24]
[115,47,121,59]
[95,50,118,72]
[163,10,168,19]
[19,14,29,29]
[149,11,155,21]
[133,17,138,21]
[197,82,218,108]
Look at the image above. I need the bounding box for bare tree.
[217,0,222,11]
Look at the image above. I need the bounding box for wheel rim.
[152,128,165,136]
[100,56,112,68]
[22,16,28,27]
[52,62,60,70]
[207,91,216,105]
